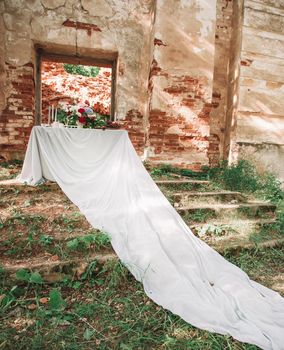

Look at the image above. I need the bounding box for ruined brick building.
[1,0,284,181]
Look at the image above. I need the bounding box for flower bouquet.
[56,100,120,129]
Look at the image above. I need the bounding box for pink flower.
[85,100,90,106]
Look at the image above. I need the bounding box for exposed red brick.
[0,62,35,159]
[240,59,253,66]
[212,92,221,99]
[119,109,145,155]
[62,20,101,36]
[154,38,167,46]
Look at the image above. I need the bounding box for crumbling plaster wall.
[234,0,284,181]
[148,0,217,170]
[2,0,283,179]
[0,0,155,157]
[210,0,234,165]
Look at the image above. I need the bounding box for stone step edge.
[172,191,243,197]
[178,202,276,211]
[214,237,284,254]
[3,238,284,282]
[189,218,276,228]
[0,218,276,244]
[0,179,22,186]
[2,253,117,274]
[0,179,59,189]
[155,179,210,184]
[0,179,210,188]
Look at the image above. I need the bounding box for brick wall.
[149,75,212,171]
[146,0,217,170]
[120,109,145,156]
[0,63,34,159]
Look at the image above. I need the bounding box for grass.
[0,159,283,349]
[182,209,216,223]
[224,246,284,291]
[0,210,111,260]
[0,159,22,181]
[0,257,270,350]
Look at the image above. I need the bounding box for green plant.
[16,269,43,284]
[0,159,23,169]
[57,108,109,129]
[39,234,54,246]
[48,289,66,311]
[66,232,110,251]
[150,163,207,180]
[63,64,100,78]
[208,160,260,193]
[257,173,284,203]
[187,209,216,223]
[196,224,227,237]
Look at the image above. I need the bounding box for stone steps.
[189,217,278,248]
[1,176,281,284]
[178,202,276,220]
[172,190,246,206]
[189,218,276,234]
[155,179,212,191]
[155,179,210,185]
[2,252,117,283]
[190,217,275,226]
[212,237,284,254]
[2,235,283,283]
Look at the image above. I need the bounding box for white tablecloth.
[19,126,284,350]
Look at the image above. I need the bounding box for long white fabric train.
[19,126,284,350]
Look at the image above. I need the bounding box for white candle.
[48,106,51,125]
[55,108,57,122]
[51,105,54,121]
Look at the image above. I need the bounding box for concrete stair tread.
[173,190,243,196]
[178,202,276,210]
[189,218,276,228]
[2,252,117,272]
[3,237,284,282]
[212,237,284,254]
[0,179,22,186]
[155,179,210,184]
[2,252,117,283]
[0,179,59,191]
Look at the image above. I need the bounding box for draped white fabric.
[19,126,284,350]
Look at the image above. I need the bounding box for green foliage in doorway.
[63,64,100,78]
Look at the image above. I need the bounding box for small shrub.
[257,173,283,203]
[209,160,284,235]
[208,160,259,193]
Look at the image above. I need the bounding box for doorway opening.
[35,50,116,125]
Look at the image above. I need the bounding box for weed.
[1,248,281,349]
[66,232,110,251]
[195,223,229,237]
[184,209,216,223]
[39,234,54,245]
[208,160,260,193]
[54,213,84,232]
[16,269,43,284]
[151,163,208,180]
